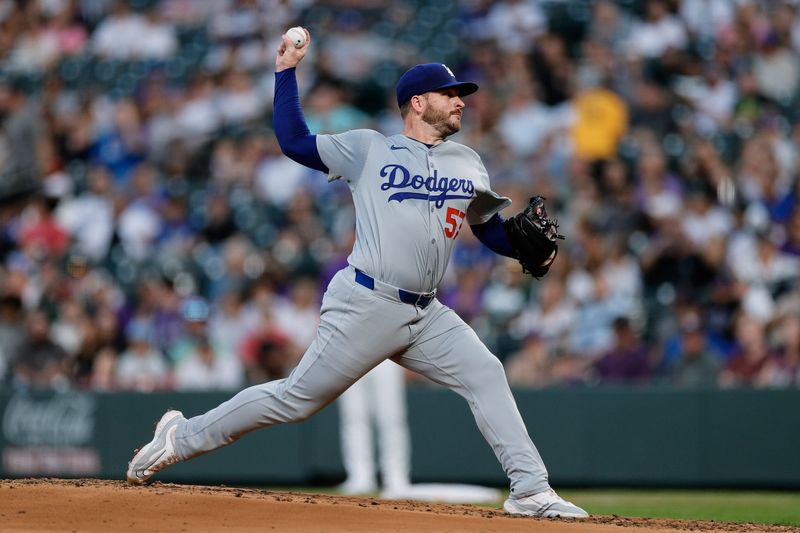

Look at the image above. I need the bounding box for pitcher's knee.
[271,394,318,422]
[291,402,319,422]
[470,356,509,388]
[278,387,329,422]
[484,355,507,377]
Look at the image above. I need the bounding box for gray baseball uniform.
[172,130,551,498]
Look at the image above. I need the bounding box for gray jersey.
[317,130,511,293]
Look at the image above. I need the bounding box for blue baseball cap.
[126,319,153,344]
[182,296,209,322]
[395,63,479,107]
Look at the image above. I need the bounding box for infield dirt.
[1,478,796,532]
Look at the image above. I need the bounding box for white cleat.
[504,488,589,519]
[126,410,184,485]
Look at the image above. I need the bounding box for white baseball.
[286,27,307,48]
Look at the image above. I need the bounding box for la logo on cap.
[394,62,479,107]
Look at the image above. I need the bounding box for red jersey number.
[444,207,466,239]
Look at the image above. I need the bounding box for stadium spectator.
[169,296,213,365]
[88,346,118,391]
[514,277,576,356]
[677,64,737,133]
[9,15,59,72]
[200,194,238,246]
[666,314,722,388]
[16,195,69,260]
[567,266,632,358]
[137,7,178,61]
[529,32,573,107]
[626,0,688,61]
[678,0,734,41]
[593,317,651,384]
[207,234,259,302]
[570,75,629,161]
[70,301,121,389]
[483,0,546,53]
[217,69,265,127]
[12,309,69,390]
[505,333,552,388]
[156,192,196,256]
[496,83,554,159]
[318,10,391,84]
[255,136,312,205]
[756,314,800,388]
[240,304,293,383]
[208,288,257,358]
[55,166,115,262]
[174,335,243,391]
[91,2,148,60]
[680,188,733,249]
[782,209,800,256]
[729,230,800,322]
[305,79,371,134]
[272,276,321,361]
[719,314,775,388]
[43,2,88,58]
[130,278,185,355]
[116,319,171,392]
[0,295,25,384]
[50,299,86,357]
[174,73,221,150]
[753,31,800,107]
[588,0,633,56]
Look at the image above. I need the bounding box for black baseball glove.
[503,196,564,278]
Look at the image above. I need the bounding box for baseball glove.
[503,196,564,278]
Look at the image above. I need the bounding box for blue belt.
[354,269,435,309]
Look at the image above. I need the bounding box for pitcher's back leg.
[174,270,412,460]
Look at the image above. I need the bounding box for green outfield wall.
[1,387,798,488]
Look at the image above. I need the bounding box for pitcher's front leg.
[398,304,549,498]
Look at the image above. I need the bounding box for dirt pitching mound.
[0,478,794,532]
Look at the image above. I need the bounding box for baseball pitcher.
[127,27,586,519]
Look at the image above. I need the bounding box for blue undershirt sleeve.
[470,213,517,258]
[273,68,328,173]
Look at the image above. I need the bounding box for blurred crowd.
[0,0,799,392]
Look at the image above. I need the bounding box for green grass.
[558,489,800,527]
[274,486,800,526]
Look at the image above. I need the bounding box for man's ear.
[410,94,425,114]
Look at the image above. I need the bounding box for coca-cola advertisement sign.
[3,393,95,446]
[2,393,100,475]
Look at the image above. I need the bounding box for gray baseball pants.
[173,266,550,497]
